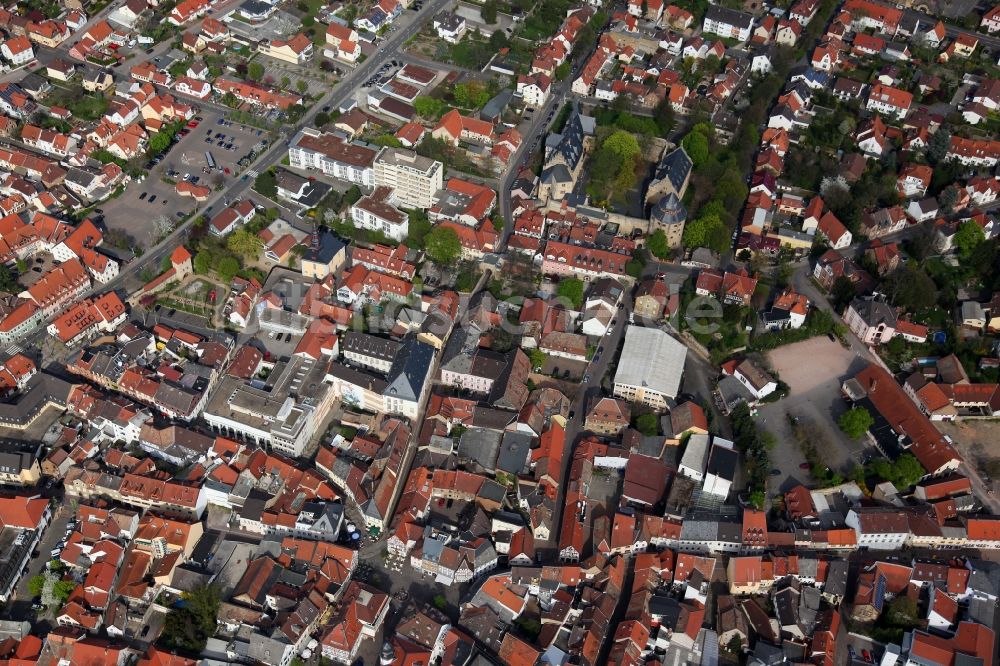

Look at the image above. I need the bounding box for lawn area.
[47,84,109,121]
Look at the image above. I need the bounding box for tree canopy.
[425,226,461,264]
[226,229,263,259]
[453,81,490,109]
[838,407,874,439]
[954,220,985,259]
[866,453,924,489]
[681,128,711,166]
[414,96,446,119]
[159,584,221,654]
[647,229,671,259]
[682,213,729,254]
[887,265,937,313]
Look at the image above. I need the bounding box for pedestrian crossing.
[4,344,22,357]
[246,169,259,179]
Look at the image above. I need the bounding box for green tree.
[52,580,77,604]
[555,62,571,80]
[683,213,726,251]
[886,596,919,627]
[481,0,498,23]
[647,229,671,259]
[634,413,658,435]
[406,209,432,248]
[626,258,644,278]
[281,75,291,88]
[432,594,447,611]
[193,251,212,274]
[604,130,641,161]
[159,584,220,653]
[314,111,330,126]
[838,407,874,439]
[489,30,508,50]
[148,130,173,156]
[344,185,362,207]
[27,575,45,598]
[681,131,710,166]
[0,264,17,292]
[246,61,264,81]
[425,226,461,264]
[830,275,856,310]
[867,453,924,489]
[253,169,277,198]
[227,228,263,258]
[556,278,585,309]
[296,79,309,95]
[653,97,675,134]
[528,348,547,369]
[414,96,446,118]
[887,265,937,312]
[953,220,985,258]
[927,127,951,164]
[454,81,491,109]
[217,256,240,281]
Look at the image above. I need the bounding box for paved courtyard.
[758,337,874,491]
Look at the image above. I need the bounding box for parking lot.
[100,105,270,248]
[757,337,873,491]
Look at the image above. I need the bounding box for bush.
[556,278,584,309]
[633,413,658,436]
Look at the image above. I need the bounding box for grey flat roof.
[614,325,687,399]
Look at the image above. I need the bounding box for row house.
[946,136,1000,168]
[47,293,127,347]
[27,19,70,48]
[21,258,90,318]
[702,6,754,41]
[517,74,551,108]
[439,220,498,260]
[20,125,77,158]
[541,240,631,281]
[843,0,902,35]
[695,268,758,307]
[214,78,303,110]
[168,0,211,25]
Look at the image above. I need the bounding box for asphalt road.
[902,8,1000,52]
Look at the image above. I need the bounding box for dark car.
[148,195,157,203]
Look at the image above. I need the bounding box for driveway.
[758,336,873,491]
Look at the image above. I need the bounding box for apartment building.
[350,186,409,242]
[288,128,377,187]
[373,147,443,209]
[341,332,402,374]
